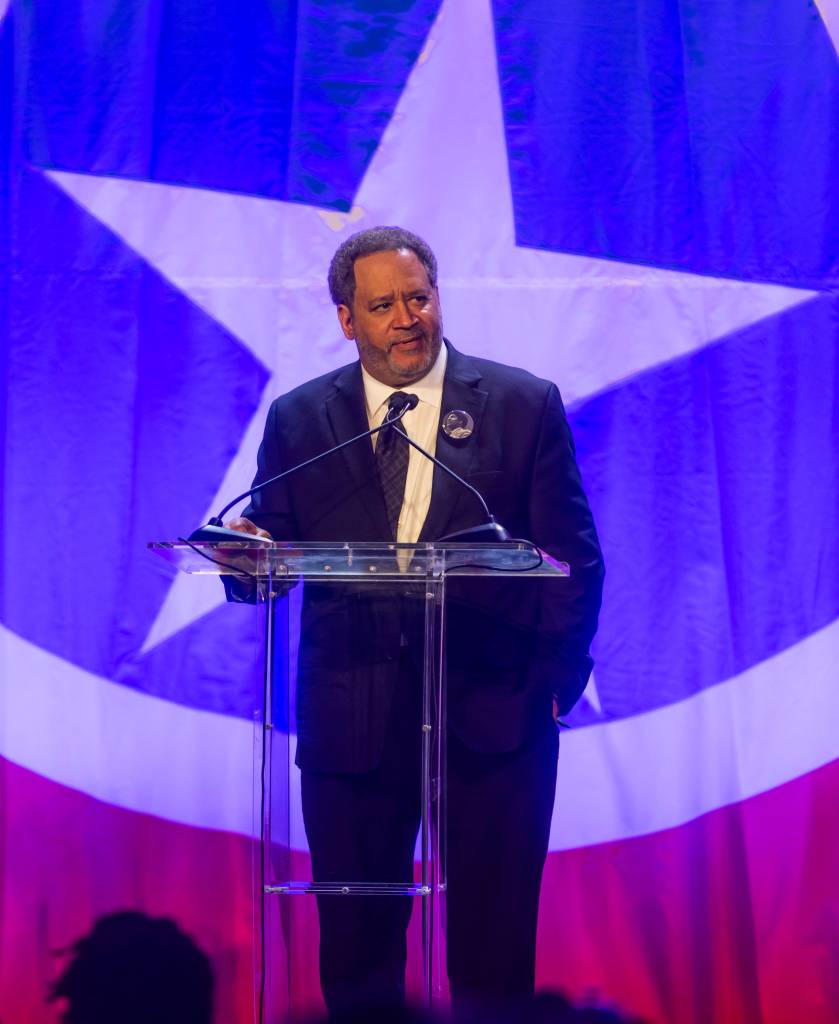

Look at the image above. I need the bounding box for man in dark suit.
[229,226,604,1014]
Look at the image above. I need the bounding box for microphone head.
[387,392,419,419]
[391,391,419,413]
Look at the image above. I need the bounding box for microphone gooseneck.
[187,387,512,545]
[389,406,513,544]
[187,396,417,544]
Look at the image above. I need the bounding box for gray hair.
[327,226,438,308]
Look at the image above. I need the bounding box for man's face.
[337,248,443,387]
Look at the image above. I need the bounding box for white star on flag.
[4,0,838,856]
[815,0,839,52]
[47,0,816,661]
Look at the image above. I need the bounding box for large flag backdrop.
[2,0,838,1020]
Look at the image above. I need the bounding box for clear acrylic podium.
[149,539,569,1022]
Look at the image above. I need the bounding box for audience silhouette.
[50,911,213,1024]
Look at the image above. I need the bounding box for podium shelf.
[148,539,569,579]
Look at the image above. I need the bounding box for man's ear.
[337,303,354,340]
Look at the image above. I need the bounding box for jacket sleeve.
[240,398,299,540]
[529,383,605,713]
[221,398,300,604]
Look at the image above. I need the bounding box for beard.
[356,327,443,386]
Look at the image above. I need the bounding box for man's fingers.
[225,517,272,540]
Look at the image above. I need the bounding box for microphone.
[187,395,419,543]
[389,403,512,544]
[383,390,419,423]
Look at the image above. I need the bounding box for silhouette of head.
[50,911,213,1024]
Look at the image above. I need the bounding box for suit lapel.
[324,363,392,539]
[420,346,488,542]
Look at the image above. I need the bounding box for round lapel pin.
[441,409,474,440]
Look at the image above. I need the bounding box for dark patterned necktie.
[376,392,410,540]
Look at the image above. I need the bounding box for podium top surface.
[148,540,570,580]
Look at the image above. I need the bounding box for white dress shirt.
[361,344,447,544]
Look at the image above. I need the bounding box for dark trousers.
[300,656,559,1015]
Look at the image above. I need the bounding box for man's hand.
[225,516,272,541]
[216,517,273,593]
[552,696,570,730]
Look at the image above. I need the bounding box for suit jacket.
[243,342,604,773]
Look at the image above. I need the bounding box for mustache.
[387,332,425,349]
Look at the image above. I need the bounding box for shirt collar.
[362,343,448,420]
